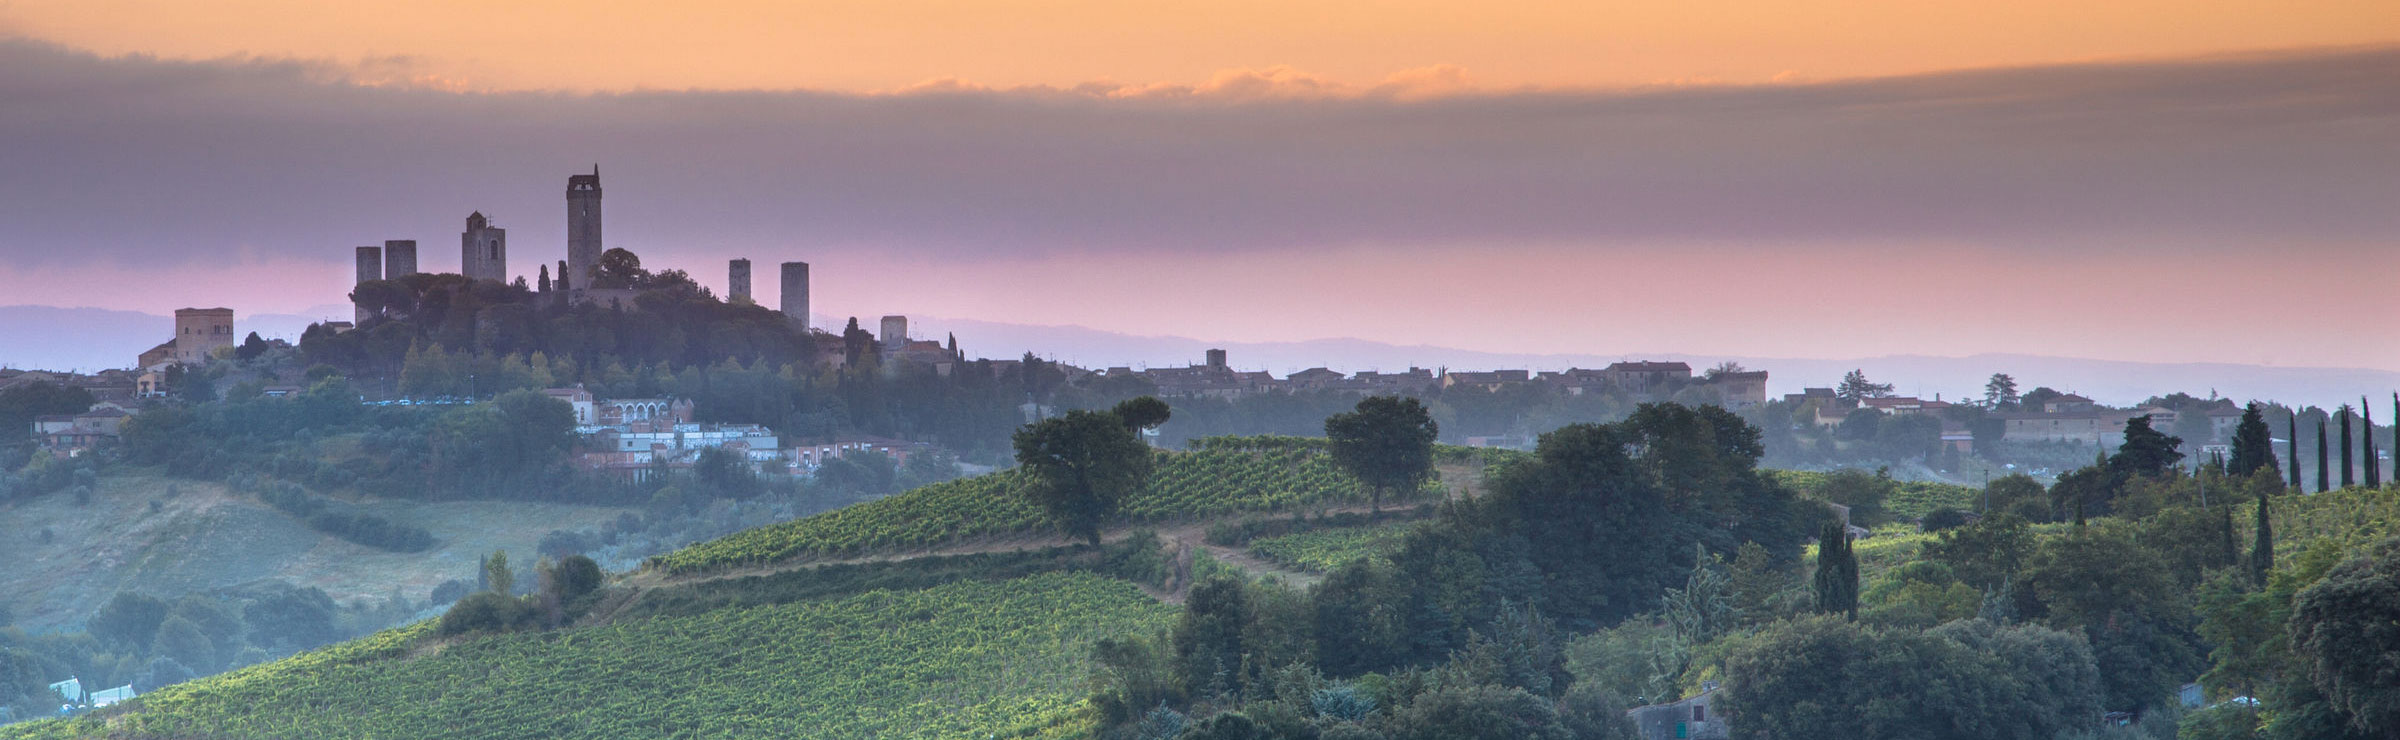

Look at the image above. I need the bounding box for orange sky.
[4,0,2394,91]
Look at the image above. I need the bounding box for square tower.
[566,166,603,287]
[460,212,508,283]
[880,315,908,349]
[354,246,382,323]
[728,259,752,303]
[355,246,383,284]
[173,308,235,364]
[780,262,809,331]
[384,240,418,278]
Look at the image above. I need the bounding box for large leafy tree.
[2291,536,2400,736]
[1720,616,2099,740]
[1323,395,1440,513]
[2229,402,2280,478]
[1011,397,1170,545]
[1485,403,1807,631]
[1172,576,1249,700]
[2110,415,2185,480]
[592,247,649,289]
[1836,369,1894,404]
[1984,373,2020,409]
[2021,526,2203,713]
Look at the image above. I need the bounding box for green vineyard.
[1769,469,1981,521]
[1248,521,1417,573]
[6,573,1175,740]
[657,438,1381,573]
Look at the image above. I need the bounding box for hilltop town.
[7,169,2386,490]
[5,168,2396,740]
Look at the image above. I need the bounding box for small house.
[1627,686,1727,740]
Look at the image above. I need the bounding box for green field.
[2246,486,2400,558]
[1248,521,1417,573]
[1769,469,1980,521]
[658,439,1390,573]
[6,572,1174,740]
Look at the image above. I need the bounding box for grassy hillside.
[656,438,1403,572]
[0,472,632,631]
[5,572,1173,740]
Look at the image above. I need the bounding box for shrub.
[1312,682,1377,721]
[436,592,537,637]
[548,555,605,604]
[429,579,470,606]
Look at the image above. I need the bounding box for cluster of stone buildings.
[1105,352,1770,407]
[2,369,152,456]
[1783,383,2254,456]
[540,386,933,482]
[339,167,975,373]
[134,307,237,372]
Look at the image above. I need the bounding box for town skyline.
[2,6,2395,371]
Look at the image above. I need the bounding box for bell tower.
[565,165,603,288]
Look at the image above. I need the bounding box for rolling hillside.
[6,573,1173,740]
[654,437,1414,573]
[2,436,1405,738]
[0,472,633,632]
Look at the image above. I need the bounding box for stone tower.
[383,240,418,279]
[566,166,603,288]
[172,308,236,364]
[354,246,382,323]
[880,316,908,349]
[460,212,508,283]
[728,259,752,303]
[780,262,810,331]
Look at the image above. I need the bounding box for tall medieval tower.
[728,259,752,303]
[460,212,508,283]
[780,262,810,331]
[566,166,603,288]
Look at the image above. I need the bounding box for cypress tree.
[2367,399,2382,489]
[2218,503,2239,569]
[2288,413,2302,490]
[1813,523,1858,620]
[2339,405,2355,488]
[2317,419,2330,493]
[2250,488,2273,587]
[2228,403,2277,477]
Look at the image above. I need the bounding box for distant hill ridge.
[6,304,2393,410]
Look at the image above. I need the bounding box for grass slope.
[0,472,631,631]
[6,572,1173,740]
[659,439,1380,572]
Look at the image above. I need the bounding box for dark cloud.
[0,40,2393,269]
